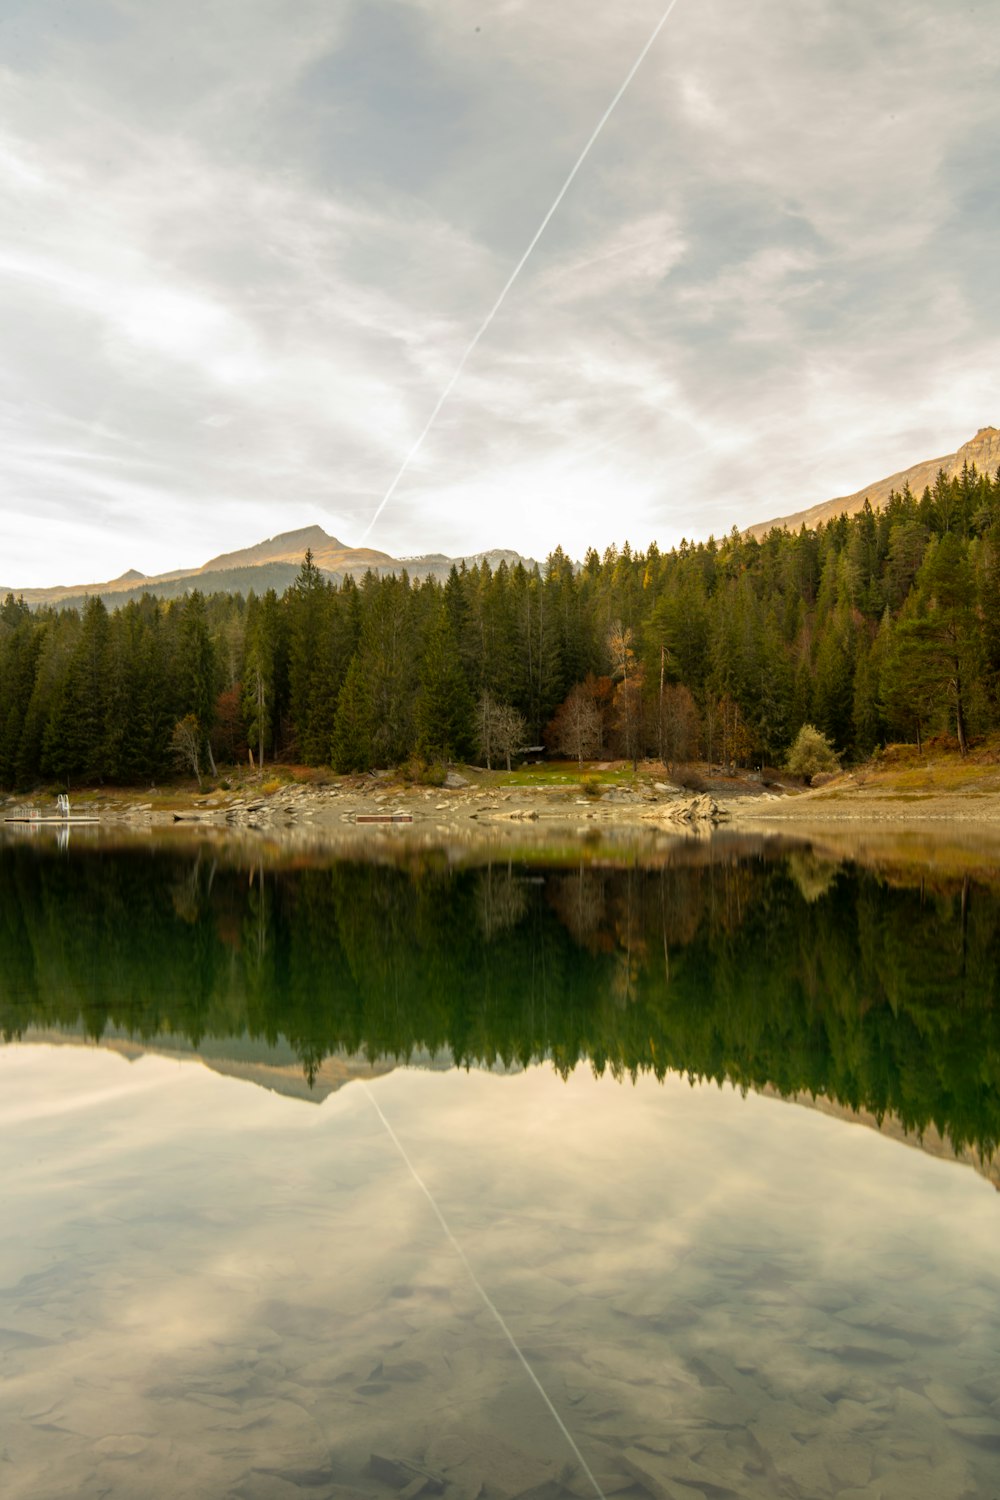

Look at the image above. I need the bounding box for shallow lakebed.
[1,830,999,1499]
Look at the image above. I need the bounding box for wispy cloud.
[1,0,999,585]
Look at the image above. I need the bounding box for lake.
[1,828,999,1499]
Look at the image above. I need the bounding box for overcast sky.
[2,0,999,588]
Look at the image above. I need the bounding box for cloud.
[1,0,999,585]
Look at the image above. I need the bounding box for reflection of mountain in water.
[20,1025,400,1102]
[1,842,998,1159]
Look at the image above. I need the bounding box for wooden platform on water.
[4,816,100,825]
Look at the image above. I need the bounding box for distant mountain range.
[3,525,538,610]
[5,428,998,606]
[746,425,1000,538]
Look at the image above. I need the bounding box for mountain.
[747,425,1000,538]
[197,524,395,576]
[6,527,539,610]
[400,547,529,574]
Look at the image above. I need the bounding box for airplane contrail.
[359,0,683,543]
[361,1083,608,1500]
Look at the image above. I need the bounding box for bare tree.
[170,714,203,787]
[607,621,643,767]
[659,683,700,772]
[546,685,603,764]
[611,672,645,768]
[607,619,635,682]
[495,702,527,771]
[476,693,527,771]
[475,691,499,770]
[249,663,266,774]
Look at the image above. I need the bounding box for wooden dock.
[4,815,100,825]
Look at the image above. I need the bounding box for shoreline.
[7,753,1000,844]
[7,773,1000,885]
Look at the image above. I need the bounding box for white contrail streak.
[359,0,683,542]
[361,1083,607,1500]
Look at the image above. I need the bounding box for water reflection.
[1,836,998,1156]
[2,835,1000,1498]
[2,1048,999,1499]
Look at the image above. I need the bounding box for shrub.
[401,756,447,787]
[785,725,840,782]
[675,765,707,793]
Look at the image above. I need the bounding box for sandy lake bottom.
[2,1048,999,1500]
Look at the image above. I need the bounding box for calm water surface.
[1,832,999,1499]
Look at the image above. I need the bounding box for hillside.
[747,425,1000,538]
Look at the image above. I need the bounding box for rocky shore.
[7,761,1000,841]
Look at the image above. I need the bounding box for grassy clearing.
[488,761,643,790]
[850,736,1000,795]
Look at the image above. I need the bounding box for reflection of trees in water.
[1,845,999,1151]
[548,870,608,950]
[787,851,841,904]
[244,863,270,972]
[475,865,528,941]
[169,856,201,924]
[170,852,219,925]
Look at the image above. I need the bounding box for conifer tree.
[331,655,373,772]
[416,606,473,761]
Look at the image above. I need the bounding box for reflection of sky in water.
[2,1046,999,1499]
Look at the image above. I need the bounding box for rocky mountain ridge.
[747,425,1000,538]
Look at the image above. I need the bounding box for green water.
[1,832,999,1498]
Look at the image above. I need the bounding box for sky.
[2,0,999,589]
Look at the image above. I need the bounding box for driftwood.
[643,793,726,826]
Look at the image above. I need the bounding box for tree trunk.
[658,643,665,762]
[952,663,968,756]
[256,668,266,774]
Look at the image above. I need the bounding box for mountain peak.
[748,424,999,538]
[269,524,339,549]
[957,426,1000,470]
[197,526,340,574]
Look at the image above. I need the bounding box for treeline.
[3,461,1000,787]
[2,845,998,1151]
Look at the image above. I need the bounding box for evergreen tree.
[177,592,219,774]
[0,598,41,787]
[331,654,373,772]
[415,606,473,761]
[50,597,112,783]
[906,533,979,753]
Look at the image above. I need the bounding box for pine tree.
[0,599,41,787]
[331,655,373,772]
[906,533,979,753]
[57,597,112,782]
[415,607,473,761]
[178,592,219,774]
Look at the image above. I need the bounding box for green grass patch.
[494,762,634,789]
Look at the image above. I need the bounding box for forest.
[2,462,999,788]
